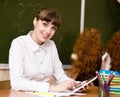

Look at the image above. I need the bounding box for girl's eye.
[52,26,57,31]
[43,22,48,26]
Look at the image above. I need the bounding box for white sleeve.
[51,42,71,83]
[9,39,49,92]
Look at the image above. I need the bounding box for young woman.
[9,7,78,92]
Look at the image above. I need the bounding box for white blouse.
[9,31,70,92]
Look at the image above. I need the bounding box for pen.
[107,73,115,86]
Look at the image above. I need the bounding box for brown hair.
[107,30,120,72]
[35,7,61,28]
[71,28,103,81]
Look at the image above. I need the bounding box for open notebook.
[26,76,97,97]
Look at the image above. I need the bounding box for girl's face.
[32,18,57,45]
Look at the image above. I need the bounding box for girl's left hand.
[76,81,94,92]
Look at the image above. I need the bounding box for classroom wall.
[0,0,119,65]
[84,0,120,47]
[0,0,80,64]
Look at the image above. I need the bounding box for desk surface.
[0,86,119,97]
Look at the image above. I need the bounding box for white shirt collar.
[27,31,47,53]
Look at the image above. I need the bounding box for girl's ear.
[33,17,37,27]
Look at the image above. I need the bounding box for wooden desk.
[0,86,119,97]
[0,80,10,90]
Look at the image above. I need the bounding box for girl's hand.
[77,81,94,92]
[49,79,78,92]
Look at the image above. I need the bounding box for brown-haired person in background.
[107,30,120,72]
[9,7,81,92]
[70,28,110,86]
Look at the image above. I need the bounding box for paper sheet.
[26,91,86,97]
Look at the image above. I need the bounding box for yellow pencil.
[33,91,55,97]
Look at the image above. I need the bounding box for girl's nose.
[45,27,51,34]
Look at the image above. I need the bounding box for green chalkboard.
[84,0,120,47]
[0,0,80,64]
